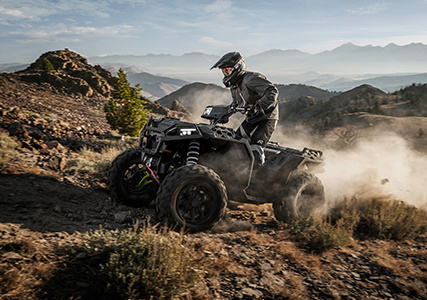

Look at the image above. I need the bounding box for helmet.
[210,52,246,87]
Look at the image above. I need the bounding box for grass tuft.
[289,217,353,254]
[83,223,202,300]
[0,129,18,170]
[327,196,427,241]
[354,197,427,240]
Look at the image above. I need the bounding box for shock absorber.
[186,141,200,165]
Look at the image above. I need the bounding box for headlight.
[180,128,197,136]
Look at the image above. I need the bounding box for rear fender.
[198,139,254,198]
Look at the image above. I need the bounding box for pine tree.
[43,58,54,71]
[104,68,150,136]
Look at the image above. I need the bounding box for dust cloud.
[273,128,427,210]
[184,89,245,128]
[319,133,427,209]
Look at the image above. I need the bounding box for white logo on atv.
[203,107,213,115]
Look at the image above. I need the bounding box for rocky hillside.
[276,84,339,101]
[0,49,192,152]
[18,49,115,98]
[277,84,427,152]
[156,82,230,109]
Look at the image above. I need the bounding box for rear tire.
[107,148,158,207]
[273,171,325,223]
[156,165,227,232]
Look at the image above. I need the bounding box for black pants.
[236,118,277,164]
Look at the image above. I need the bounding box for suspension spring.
[186,141,200,165]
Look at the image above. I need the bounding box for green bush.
[43,58,55,71]
[104,68,150,137]
[83,224,201,300]
[303,220,353,253]
[290,217,353,254]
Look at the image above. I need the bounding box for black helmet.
[211,51,246,87]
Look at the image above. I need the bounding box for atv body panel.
[137,107,324,204]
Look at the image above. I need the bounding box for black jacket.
[230,71,279,124]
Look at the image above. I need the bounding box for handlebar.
[233,106,249,113]
[201,104,252,126]
[212,106,249,125]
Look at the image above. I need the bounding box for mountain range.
[85,43,427,93]
[2,43,427,98]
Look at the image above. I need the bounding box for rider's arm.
[246,73,278,113]
[229,85,240,109]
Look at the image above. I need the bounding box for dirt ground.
[1,170,427,300]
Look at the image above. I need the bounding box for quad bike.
[107,105,325,232]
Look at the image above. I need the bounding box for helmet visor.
[221,67,233,76]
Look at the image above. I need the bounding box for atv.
[107,105,325,232]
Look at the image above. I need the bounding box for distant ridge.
[127,72,189,100]
[276,84,339,101]
[86,43,427,92]
[157,82,229,109]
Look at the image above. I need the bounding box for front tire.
[156,165,227,232]
[273,171,325,223]
[107,148,158,207]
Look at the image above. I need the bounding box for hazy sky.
[1,0,427,63]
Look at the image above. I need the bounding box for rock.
[2,252,24,261]
[46,140,62,149]
[240,287,263,299]
[260,261,273,271]
[114,211,131,223]
[47,155,64,170]
[63,176,76,185]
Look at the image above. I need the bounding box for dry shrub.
[278,270,309,299]
[303,221,353,254]
[373,254,413,278]
[64,146,122,177]
[287,217,353,254]
[327,196,427,241]
[341,196,427,240]
[83,223,202,300]
[0,129,18,170]
[0,224,56,299]
[361,198,427,240]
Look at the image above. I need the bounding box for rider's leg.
[236,119,277,166]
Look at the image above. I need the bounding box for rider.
[211,51,279,165]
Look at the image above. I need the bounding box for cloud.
[200,36,235,48]
[204,0,233,15]
[0,0,131,22]
[0,2,52,21]
[0,7,25,18]
[11,24,137,43]
[68,25,135,36]
[347,2,390,15]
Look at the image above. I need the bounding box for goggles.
[221,58,243,76]
[221,67,234,76]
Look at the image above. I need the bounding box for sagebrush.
[83,224,202,300]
